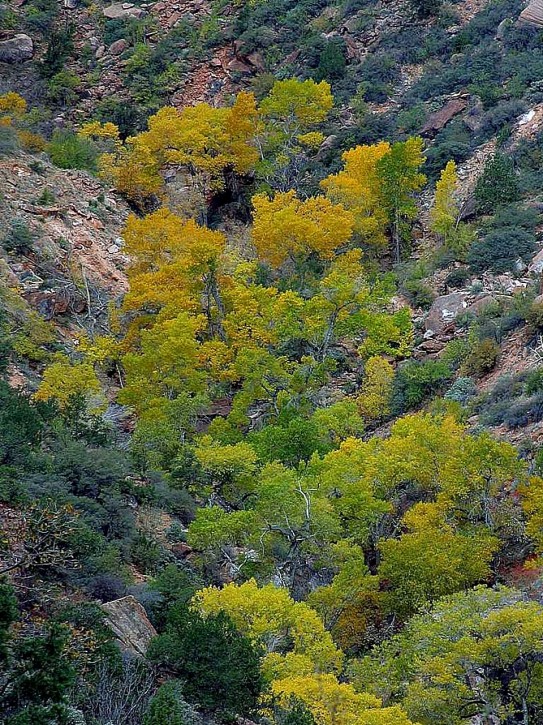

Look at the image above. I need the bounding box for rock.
[64,0,78,8]
[0,34,34,63]
[495,17,511,40]
[109,38,128,55]
[530,248,543,274]
[95,45,106,59]
[519,109,536,126]
[465,295,496,316]
[171,542,192,559]
[102,595,157,657]
[103,3,143,18]
[425,292,468,333]
[227,58,252,74]
[107,244,120,254]
[421,97,468,136]
[520,0,543,27]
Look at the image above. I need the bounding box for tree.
[258,79,334,190]
[354,585,543,725]
[193,579,342,681]
[474,153,519,213]
[144,680,201,725]
[35,355,105,413]
[0,582,76,724]
[272,674,417,725]
[101,93,258,211]
[148,606,262,718]
[321,142,391,248]
[357,357,394,421]
[251,190,354,268]
[378,517,498,616]
[122,208,227,336]
[376,138,426,262]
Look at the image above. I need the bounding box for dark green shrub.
[392,359,452,414]
[315,38,347,81]
[409,0,442,18]
[474,154,519,214]
[467,228,536,274]
[148,606,262,718]
[401,279,435,310]
[526,301,543,331]
[445,267,471,289]
[2,220,36,254]
[525,368,543,395]
[39,24,75,78]
[46,130,98,172]
[144,681,201,725]
[462,338,500,376]
[0,125,19,157]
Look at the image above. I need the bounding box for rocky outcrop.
[102,3,144,19]
[520,0,543,26]
[425,292,468,334]
[0,34,33,63]
[102,595,157,657]
[421,97,468,135]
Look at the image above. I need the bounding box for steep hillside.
[5,1,543,725]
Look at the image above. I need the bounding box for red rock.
[109,38,128,55]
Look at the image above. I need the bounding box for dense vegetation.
[3,0,543,723]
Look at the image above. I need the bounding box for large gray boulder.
[425,292,468,334]
[102,595,157,657]
[0,34,33,63]
[103,3,143,18]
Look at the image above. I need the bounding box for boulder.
[530,248,543,274]
[109,38,128,55]
[103,3,143,18]
[102,595,157,657]
[421,97,468,136]
[0,34,33,63]
[425,292,468,333]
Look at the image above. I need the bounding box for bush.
[445,267,471,289]
[462,338,500,377]
[40,24,75,78]
[148,606,262,718]
[526,301,543,331]
[86,574,127,603]
[467,227,536,274]
[144,680,201,725]
[392,359,452,414]
[444,377,477,404]
[0,125,19,157]
[409,0,442,18]
[474,154,519,214]
[401,279,435,310]
[2,220,36,253]
[46,130,98,172]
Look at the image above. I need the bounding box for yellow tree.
[252,190,354,268]
[99,92,259,211]
[35,355,105,412]
[258,78,334,190]
[356,356,394,421]
[321,142,391,248]
[272,674,417,725]
[193,579,343,681]
[122,208,227,337]
[430,160,472,258]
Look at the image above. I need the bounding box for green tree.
[148,606,262,718]
[144,681,201,725]
[376,138,426,262]
[474,153,519,213]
